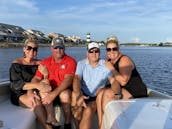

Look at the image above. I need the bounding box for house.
[23,29,50,43]
[0,23,25,42]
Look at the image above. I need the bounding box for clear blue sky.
[1,0,172,43]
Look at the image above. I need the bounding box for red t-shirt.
[36,54,76,88]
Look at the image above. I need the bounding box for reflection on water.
[0,46,172,95]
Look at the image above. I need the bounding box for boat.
[103,89,172,129]
[0,79,172,129]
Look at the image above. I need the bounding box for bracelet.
[114,93,122,99]
[112,89,122,98]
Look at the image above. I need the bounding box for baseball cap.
[87,42,99,51]
[51,37,65,49]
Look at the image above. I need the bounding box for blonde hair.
[24,37,38,47]
[106,36,119,47]
[23,37,38,58]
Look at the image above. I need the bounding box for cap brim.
[52,45,65,49]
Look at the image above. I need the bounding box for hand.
[104,61,114,71]
[77,95,89,108]
[71,92,80,107]
[38,64,48,78]
[42,92,55,105]
[26,91,40,108]
[40,78,50,85]
[39,82,52,93]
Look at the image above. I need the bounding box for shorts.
[83,92,96,104]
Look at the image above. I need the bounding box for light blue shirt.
[76,59,113,97]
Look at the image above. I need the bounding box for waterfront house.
[23,29,50,43]
[0,23,25,42]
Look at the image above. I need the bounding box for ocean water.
[0,46,172,96]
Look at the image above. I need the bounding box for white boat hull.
[103,98,172,129]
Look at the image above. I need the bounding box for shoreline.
[0,42,86,48]
[1,42,172,48]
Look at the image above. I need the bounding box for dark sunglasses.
[88,49,100,53]
[106,47,118,52]
[25,46,38,52]
[53,46,64,50]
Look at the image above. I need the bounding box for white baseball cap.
[87,42,99,50]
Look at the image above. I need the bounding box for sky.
[1,0,172,43]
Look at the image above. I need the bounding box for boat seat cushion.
[0,99,36,129]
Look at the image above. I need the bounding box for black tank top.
[114,55,147,98]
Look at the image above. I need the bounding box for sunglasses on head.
[25,46,38,52]
[88,49,100,53]
[53,46,64,50]
[106,47,118,52]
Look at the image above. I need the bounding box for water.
[0,46,172,96]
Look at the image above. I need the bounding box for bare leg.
[20,94,52,129]
[59,89,71,124]
[79,102,96,129]
[34,104,53,129]
[72,106,83,129]
[45,103,59,126]
[102,89,118,111]
[96,89,104,129]
[121,88,133,99]
[99,89,118,129]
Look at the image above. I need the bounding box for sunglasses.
[106,47,118,52]
[53,46,64,50]
[25,46,38,52]
[88,49,100,53]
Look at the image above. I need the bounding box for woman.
[96,36,147,129]
[9,38,52,129]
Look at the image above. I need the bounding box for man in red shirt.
[32,37,76,129]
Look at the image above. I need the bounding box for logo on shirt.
[60,64,65,69]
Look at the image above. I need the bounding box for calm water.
[0,46,172,96]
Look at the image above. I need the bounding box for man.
[71,42,120,129]
[32,37,77,129]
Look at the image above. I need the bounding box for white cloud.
[1,0,172,42]
[165,37,172,42]
[131,38,140,43]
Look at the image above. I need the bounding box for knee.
[103,89,114,100]
[59,89,71,103]
[96,89,104,101]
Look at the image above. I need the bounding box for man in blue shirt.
[71,42,120,129]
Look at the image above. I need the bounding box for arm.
[72,75,82,106]
[26,75,51,92]
[41,74,74,105]
[109,77,121,99]
[72,74,88,108]
[51,74,74,99]
[10,63,26,91]
[73,75,82,95]
[106,56,134,86]
[38,64,49,79]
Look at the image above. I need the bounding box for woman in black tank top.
[96,36,147,129]
[105,36,147,98]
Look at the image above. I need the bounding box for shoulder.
[41,56,52,64]
[78,58,88,65]
[119,55,135,67]
[35,59,41,65]
[12,58,23,64]
[120,55,133,62]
